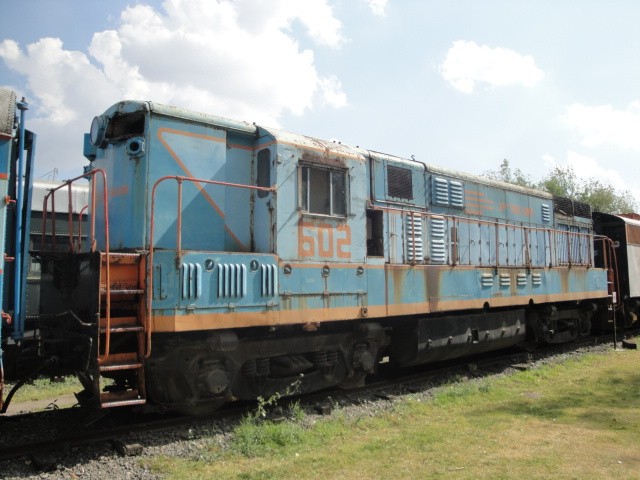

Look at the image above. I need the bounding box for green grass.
[4,376,80,404]
[146,343,640,479]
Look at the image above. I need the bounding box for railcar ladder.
[97,252,147,408]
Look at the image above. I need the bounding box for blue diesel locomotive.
[27,100,616,413]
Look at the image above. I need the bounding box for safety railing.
[147,175,276,357]
[41,169,113,355]
[371,204,596,269]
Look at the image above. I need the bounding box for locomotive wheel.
[337,371,367,389]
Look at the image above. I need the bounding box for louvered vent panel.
[499,273,511,287]
[261,264,278,297]
[181,263,202,299]
[429,216,446,264]
[217,263,247,298]
[517,273,527,287]
[432,177,450,206]
[406,214,424,262]
[449,181,464,208]
[387,165,413,199]
[541,204,551,223]
[481,273,494,288]
[532,272,542,286]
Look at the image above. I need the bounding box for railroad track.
[0,332,630,467]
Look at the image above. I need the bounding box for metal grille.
[432,177,449,206]
[553,196,574,216]
[387,165,413,199]
[261,264,278,297]
[481,273,494,288]
[553,196,592,218]
[449,181,464,208]
[217,263,247,298]
[181,262,202,299]
[406,213,424,262]
[541,204,551,223]
[429,216,446,264]
[573,201,592,218]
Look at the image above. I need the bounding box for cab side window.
[300,165,347,216]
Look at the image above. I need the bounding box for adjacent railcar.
[0,88,35,409]
[35,101,611,413]
[593,212,640,325]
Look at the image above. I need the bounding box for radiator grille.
[387,165,413,199]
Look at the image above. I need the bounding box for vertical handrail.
[176,178,183,254]
[77,205,89,251]
[41,169,110,354]
[67,184,74,252]
[147,175,275,358]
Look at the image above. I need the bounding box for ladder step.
[100,390,145,408]
[100,325,144,334]
[99,362,143,372]
[99,316,139,327]
[99,352,139,365]
[101,288,144,295]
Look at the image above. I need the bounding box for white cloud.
[440,40,544,93]
[563,102,640,150]
[319,75,348,108]
[0,0,347,176]
[364,0,388,16]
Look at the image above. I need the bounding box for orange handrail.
[41,169,112,355]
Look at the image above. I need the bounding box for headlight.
[90,115,107,146]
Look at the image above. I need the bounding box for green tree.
[538,165,578,198]
[577,179,637,214]
[482,160,638,214]
[483,159,536,188]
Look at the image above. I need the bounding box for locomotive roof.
[105,100,553,200]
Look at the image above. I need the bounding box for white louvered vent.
[432,177,450,206]
[480,273,494,288]
[532,272,543,286]
[499,273,511,287]
[449,181,464,208]
[429,216,446,264]
[406,213,424,262]
[541,204,551,223]
[217,263,247,298]
[261,264,278,297]
[516,273,527,287]
[181,263,202,299]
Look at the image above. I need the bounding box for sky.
[1,0,639,205]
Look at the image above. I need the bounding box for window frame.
[299,163,349,218]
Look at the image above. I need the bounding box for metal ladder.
[97,252,147,408]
